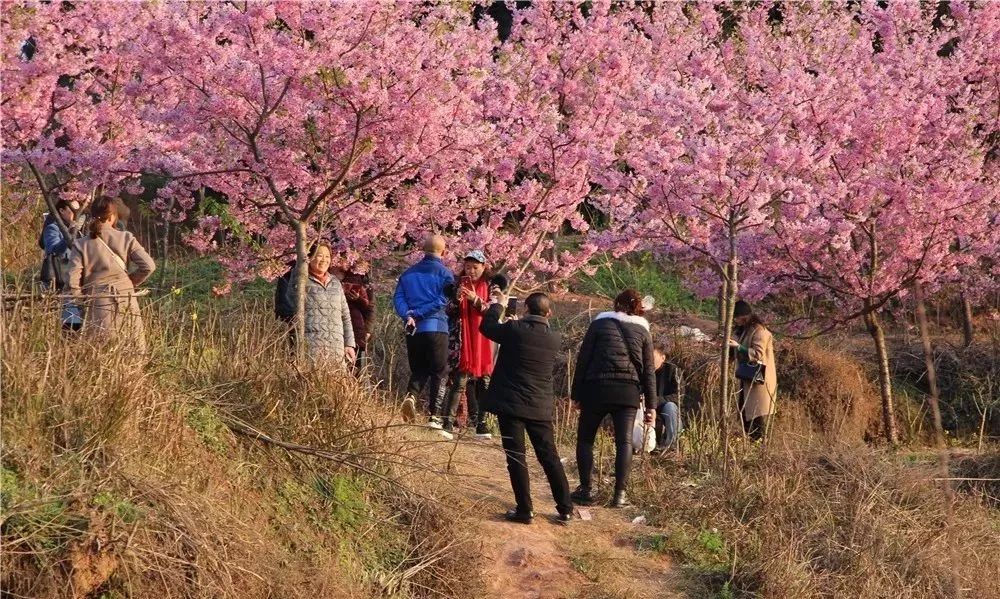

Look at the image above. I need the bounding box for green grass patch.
[0,467,87,552]
[93,490,142,524]
[314,474,367,530]
[636,527,729,575]
[185,403,230,453]
[156,256,274,307]
[574,252,714,315]
[569,553,599,581]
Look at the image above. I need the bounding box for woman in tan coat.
[728,300,777,440]
[67,197,155,352]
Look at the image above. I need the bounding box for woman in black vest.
[571,289,657,508]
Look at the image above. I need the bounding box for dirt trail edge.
[408,428,686,599]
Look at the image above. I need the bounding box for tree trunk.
[864,309,898,446]
[157,194,181,290]
[914,287,961,599]
[293,221,309,361]
[914,284,946,448]
[716,284,725,324]
[548,229,560,292]
[959,292,974,348]
[719,248,738,466]
[719,274,733,462]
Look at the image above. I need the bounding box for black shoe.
[610,490,630,508]
[570,486,594,506]
[504,509,534,524]
[556,512,573,525]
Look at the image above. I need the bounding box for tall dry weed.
[2,295,483,598]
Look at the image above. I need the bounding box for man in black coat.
[480,291,573,524]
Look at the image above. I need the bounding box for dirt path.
[410,428,686,599]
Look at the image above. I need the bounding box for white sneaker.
[437,429,454,440]
[474,433,493,441]
[401,396,417,423]
[427,418,443,430]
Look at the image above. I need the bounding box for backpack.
[274,268,295,322]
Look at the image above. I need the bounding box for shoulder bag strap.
[94,235,129,276]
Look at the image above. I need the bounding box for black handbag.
[735,361,765,385]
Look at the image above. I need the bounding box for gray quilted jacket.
[288,273,356,362]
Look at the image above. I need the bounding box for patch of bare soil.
[407,427,685,599]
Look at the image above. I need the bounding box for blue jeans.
[656,401,681,448]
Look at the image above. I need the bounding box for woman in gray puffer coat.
[287,243,356,365]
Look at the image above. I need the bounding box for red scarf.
[458,277,493,377]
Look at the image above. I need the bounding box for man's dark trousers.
[406,332,449,414]
[497,414,573,516]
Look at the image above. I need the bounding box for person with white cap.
[435,249,495,437]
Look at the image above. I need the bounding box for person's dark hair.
[489,273,510,292]
[526,292,551,316]
[55,199,75,213]
[614,288,644,316]
[89,196,118,238]
[307,242,331,259]
[735,313,764,336]
[733,300,765,334]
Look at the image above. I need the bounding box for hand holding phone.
[506,296,518,315]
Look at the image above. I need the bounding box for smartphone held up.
[506,296,518,315]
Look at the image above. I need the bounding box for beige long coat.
[738,324,778,420]
[67,228,155,351]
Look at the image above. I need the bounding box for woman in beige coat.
[728,300,777,440]
[67,197,155,352]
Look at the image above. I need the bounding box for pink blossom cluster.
[3,1,997,311]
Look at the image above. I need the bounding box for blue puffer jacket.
[393,255,454,334]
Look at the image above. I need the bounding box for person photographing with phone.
[479,287,574,525]
[331,259,376,372]
[434,250,494,437]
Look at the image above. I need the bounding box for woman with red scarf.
[435,250,494,438]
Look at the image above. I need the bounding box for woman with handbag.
[66,196,156,352]
[570,289,658,508]
[728,300,778,440]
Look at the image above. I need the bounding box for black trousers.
[576,405,638,494]
[742,415,771,441]
[441,372,490,432]
[737,384,771,441]
[497,414,573,516]
[405,332,449,414]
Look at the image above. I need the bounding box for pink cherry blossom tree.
[1,2,161,244]
[130,2,495,349]
[597,3,814,450]
[764,2,997,444]
[449,2,654,292]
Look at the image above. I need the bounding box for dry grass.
[657,337,884,446]
[1,295,483,598]
[532,301,1000,599]
[630,442,1000,599]
[893,331,1000,439]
